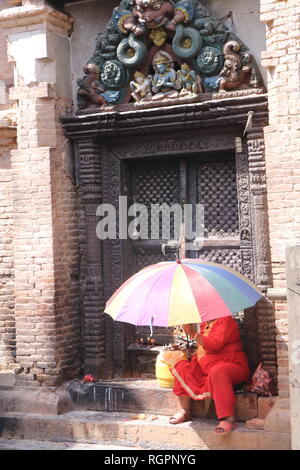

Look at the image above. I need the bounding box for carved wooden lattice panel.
[130,159,180,344]
[135,249,175,343]
[197,159,243,320]
[198,160,240,238]
[197,248,242,273]
[131,160,180,239]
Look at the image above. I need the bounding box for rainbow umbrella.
[105,259,264,327]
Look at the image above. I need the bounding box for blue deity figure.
[151,52,181,100]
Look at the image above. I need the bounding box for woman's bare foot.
[169,411,191,425]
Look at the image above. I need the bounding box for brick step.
[66,379,259,422]
[0,410,291,450]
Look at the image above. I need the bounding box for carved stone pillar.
[247,124,273,292]
[247,122,277,381]
[77,137,107,378]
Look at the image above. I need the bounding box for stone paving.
[0,438,143,451]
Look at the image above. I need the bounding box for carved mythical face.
[133,0,174,29]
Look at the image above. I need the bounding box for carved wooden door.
[187,151,241,268]
[125,157,183,345]
[125,151,242,345]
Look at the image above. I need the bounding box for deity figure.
[151,52,181,100]
[77,64,120,108]
[219,41,252,92]
[130,71,152,102]
[177,62,202,95]
[113,0,195,36]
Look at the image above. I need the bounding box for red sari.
[171,316,250,419]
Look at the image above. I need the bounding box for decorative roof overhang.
[62,92,268,140]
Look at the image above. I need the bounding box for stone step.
[0,387,73,415]
[0,371,16,389]
[0,410,291,450]
[0,438,143,451]
[66,379,258,422]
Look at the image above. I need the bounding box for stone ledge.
[0,388,74,415]
[66,379,259,422]
[0,371,16,388]
[264,398,291,433]
[0,410,291,450]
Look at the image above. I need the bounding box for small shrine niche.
[77,0,264,110]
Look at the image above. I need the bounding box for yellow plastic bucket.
[156,349,188,388]
[156,353,175,388]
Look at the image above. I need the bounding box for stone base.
[66,379,259,422]
[264,398,291,433]
[0,388,74,415]
[0,410,291,450]
[258,396,279,419]
[246,418,265,430]
[0,371,16,389]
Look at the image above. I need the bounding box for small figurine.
[77,63,120,108]
[219,41,252,92]
[130,71,152,102]
[149,26,167,47]
[151,52,181,100]
[177,62,202,96]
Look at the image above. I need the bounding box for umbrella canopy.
[105,259,264,327]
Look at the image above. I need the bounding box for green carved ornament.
[195,45,223,75]
[172,24,202,60]
[117,32,147,68]
[100,60,126,89]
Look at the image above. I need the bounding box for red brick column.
[0,0,17,369]
[260,0,300,398]
[0,4,81,386]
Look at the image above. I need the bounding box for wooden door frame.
[62,94,274,379]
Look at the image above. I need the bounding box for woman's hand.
[195,334,204,346]
[182,324,196,338]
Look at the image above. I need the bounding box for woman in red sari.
[170,316,250,434]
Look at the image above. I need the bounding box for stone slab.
[0,410,291,450]
[246,418,265,430]
[0,388,74,415]
[264,398,291,434]
[0,371,16,389]
[66,380,258,422]
[258,397,279,419]
[0,438,143,451]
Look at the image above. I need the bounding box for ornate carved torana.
[77,0,264,110]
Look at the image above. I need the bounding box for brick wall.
[9,91,81,386]
[0,3,81,385]
[0,0,16,369]
[260,0,300,397]
[0,129,16,369]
